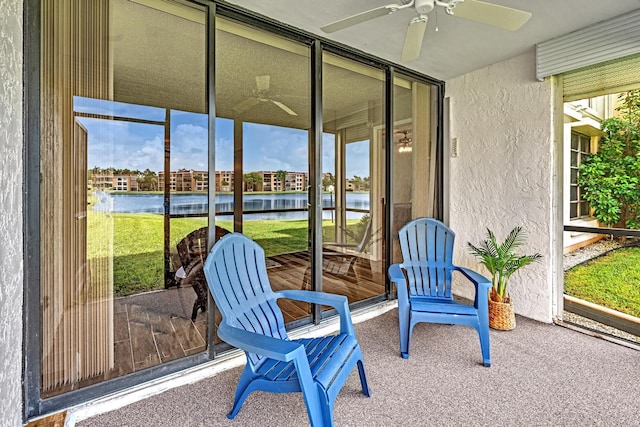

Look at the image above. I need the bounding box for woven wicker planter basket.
[488,298,516,330]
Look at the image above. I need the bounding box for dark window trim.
[23,0,42,420]
[569,130,592,220]
[385,66,394,298]
[563,225,640,238]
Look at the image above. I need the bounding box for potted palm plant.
[467,226,542,330]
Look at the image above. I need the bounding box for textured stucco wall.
[0,0,24,424]
[446,51,555,323]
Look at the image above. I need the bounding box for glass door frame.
[23,0,445,419]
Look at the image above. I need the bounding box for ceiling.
[111,0,394,129]
[109,0,640,131]
[223,0,640,81]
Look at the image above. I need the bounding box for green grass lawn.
[564,247,640,318]
[87,211,362,296]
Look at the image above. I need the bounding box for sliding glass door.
[39,0,208,397]
[391,74,439,264]
[30,0,442,415]
[320,53,387,304]
[215,18,312,322]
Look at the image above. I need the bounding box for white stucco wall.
[0,0,24,425]
[446,50,555,323]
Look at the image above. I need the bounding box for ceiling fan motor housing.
[415,0,435,14]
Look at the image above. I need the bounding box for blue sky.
[76,97,369,178]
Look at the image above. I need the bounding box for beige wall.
[0,0,24,424]
[446,51,556,323]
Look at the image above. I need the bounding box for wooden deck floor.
[268,251,386,321]
[43,251,386,397]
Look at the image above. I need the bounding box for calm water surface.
[93,192,369,220]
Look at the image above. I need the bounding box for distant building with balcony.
[158,169,208,192]
[215,171,234,192]
[214,170,308,192]
[258,171,307,192]
[91,173,139,191]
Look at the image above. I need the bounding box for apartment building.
[214,170,234,192]
[91,173,139,191]
[158,169,208,192]
[215,170,308,192]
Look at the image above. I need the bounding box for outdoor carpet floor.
[78,308,639,427]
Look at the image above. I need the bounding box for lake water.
[93,192,369,220]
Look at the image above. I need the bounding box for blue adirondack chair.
[203,233,370,427]
[388,218,492,366]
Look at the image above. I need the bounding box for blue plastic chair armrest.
[454,266,491,292]
[276,290,354,336]
[388,263,408,301]
[218,323,304,362]
[277,289,346,306]
[454,266,491,309]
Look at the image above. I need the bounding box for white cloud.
[82,113,368,178]
[171,123,208,170]
[215,135,234,171]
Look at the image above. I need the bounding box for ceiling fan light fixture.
[398,130,413,145]
[414,0,435,14]
[233,75,298,116]
[321,0,532,60]
[396,130,413,152]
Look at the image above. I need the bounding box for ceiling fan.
[321,0,532,62]
[397,130,412,144]
[396,130,413,152]
[233,75,298,116]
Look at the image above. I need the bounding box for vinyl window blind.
[536,9,640,100]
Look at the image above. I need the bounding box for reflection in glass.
[215,17,312,323]
[391,75,437,264]
[74,96,166,121]
[40,0,207,397]
[321,53,386,305]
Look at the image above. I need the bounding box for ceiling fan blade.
[401,16,428,62]
[233,97,261,113]
[451,0,532,31]
[271,100,298,116]
[255,75,270,92]
[321,4,403,33]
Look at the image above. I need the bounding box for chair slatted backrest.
[204,233,288,365]
[177,226,231,268]
[398,218,456,299]
[177,226,208,268]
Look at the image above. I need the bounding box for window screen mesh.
[563,53,640,102]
